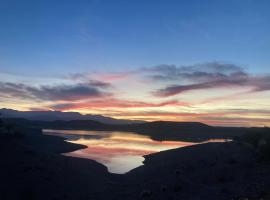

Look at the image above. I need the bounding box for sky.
[0,0,270,126]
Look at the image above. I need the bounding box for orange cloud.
[96,72,134,82]
[50,98,190,110]
[110,110,270,127]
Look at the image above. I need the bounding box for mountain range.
[0,108,144,125]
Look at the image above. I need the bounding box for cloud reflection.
[44,130,195,173]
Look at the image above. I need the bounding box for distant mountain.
[0,108,144,125]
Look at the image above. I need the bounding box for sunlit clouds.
[1,62,270,126]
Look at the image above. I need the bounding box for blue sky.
[1,0,270,75]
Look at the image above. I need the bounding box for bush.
[241,128,270,161]
[0,113,3,127]
[0,114,23,137]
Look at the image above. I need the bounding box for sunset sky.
[0,0,270,126]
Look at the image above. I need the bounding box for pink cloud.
[97,72,134,82]
[50,98,190,110]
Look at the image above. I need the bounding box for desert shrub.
[0,115,23,137]
[140,190,152,199]
[241,128,270,161]
[0,113,3,127]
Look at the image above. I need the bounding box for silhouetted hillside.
[1,123,270,200]
[118,121,251,141]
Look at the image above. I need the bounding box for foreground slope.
[1,123,269,200]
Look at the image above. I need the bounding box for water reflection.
[43,130,203,173]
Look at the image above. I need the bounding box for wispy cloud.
[109,109,270,126]
[50,98,190,111]
[145,62,245,81]
[97,72,134,82]
[67,71,135,83]
[153,76,248,97]
[148,62,270,97]
[0,81,111,101]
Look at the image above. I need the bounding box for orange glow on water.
[44,130,197,173]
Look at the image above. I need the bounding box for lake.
[43,129,221,174]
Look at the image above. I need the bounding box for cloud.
[65,73,112,88]
[28,84,108,101]
[0,81,111,101]
[249,76,270,92]
[145,62,246,81]
[149,62,270,97]
[154,75,249,97]
[0,82,31,99]
[199,116,270,127]
[98,72,133,82]
[66,73,88,81]
[87,80,112,88]
[110,109,269,118]
[49,99,190,111]
[106,109,270,126]
[67,71,134,83]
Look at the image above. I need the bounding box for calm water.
[43,129,221,174]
